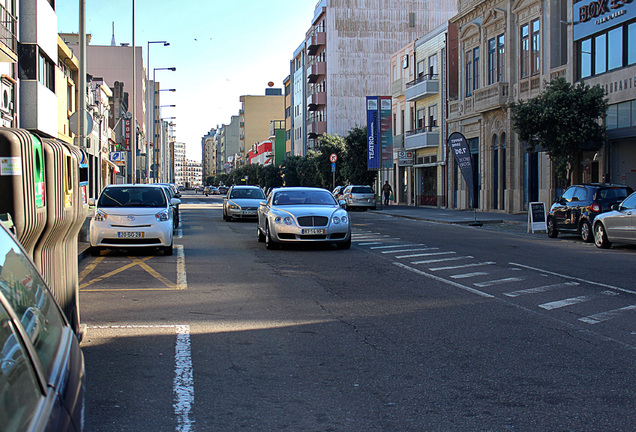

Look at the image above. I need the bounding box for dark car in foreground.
[547,183,633,242]
[0,223,85,431]
[593,191,636,249]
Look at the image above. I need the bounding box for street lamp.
[145,41,169,184]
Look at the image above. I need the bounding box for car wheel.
[222,211,228,221]
[90,246,101,256]
[163,244,174,256]
[593,223,611,249]
[336,236,351,250]
[265,223,277,250]
[547,217,558,238]
[257,224,265,242]
[580,220,593,243]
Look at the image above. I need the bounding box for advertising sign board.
[448,132,475,208]
[366,97,380,170]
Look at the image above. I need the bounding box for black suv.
[547,183,634,242]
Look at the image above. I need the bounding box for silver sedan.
[257,187,351,249]
[223,185,267,221]
[593,191,636,248]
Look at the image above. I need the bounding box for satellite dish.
[69,111,95,135]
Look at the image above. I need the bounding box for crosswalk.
[352,230,636,341]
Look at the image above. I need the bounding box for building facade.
[238,92,284,163]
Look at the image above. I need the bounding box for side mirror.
[339,199,346,207]
[170,198,181,206]
[611,204,619,211]
[88,198,96,206]
[259,201,267,207]
[175,192,182,198]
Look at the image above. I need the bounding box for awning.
[103,158,120,174]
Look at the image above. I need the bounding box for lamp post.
[145,41,169,183]
[152,67,176,182]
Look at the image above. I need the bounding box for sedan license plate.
[302,228,325,235]
[118,231,144,238]
[242,210,256,215]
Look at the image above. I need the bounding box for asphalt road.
[78,192,636,431]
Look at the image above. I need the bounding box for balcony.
[0,3,17,62]
[307,121,326,138]
[307,91,326,111]
[473,82,509,113]
[391,79,404,98]
[405,74,439,102]
[307,61,326,83]
[404,127,439,150]
[307,31,326,56]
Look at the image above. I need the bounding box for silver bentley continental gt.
[257,187,351,249]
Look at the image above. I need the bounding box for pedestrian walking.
[382,180,392,206]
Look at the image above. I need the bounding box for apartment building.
[303,0,459,152]
[173,141,186,186]
[182,159,202,188]
[238,91,284,163]
[447,0,569,212]
[392,23,450,207]
[201,128,216,180]
[0,0,17,129]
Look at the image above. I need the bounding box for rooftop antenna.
[111,22,116,46]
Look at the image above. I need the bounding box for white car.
[257,187,351,249]
[223,185,266,221]
[89,184,180,256]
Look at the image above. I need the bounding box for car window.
[621,193,636,209]
[0,305,42,432]
[0,228,65,376]
[98,187,167,208]
[351,187,374,194]
[572,187,587,201]
[561,187,575,202]
[598,187,631,201]
[273,190,335,205]
[230,188,265,199]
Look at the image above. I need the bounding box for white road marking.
[87,324,195,430]
[394,262,494,298]
[474,277,523,288]
[174,325,194,432]
[429,261,496,272]
[370,244,426,249]
[579,305,636,324]
[396,250,450,259]
[539,295,596,310]
[504,281,580,298]
[412,256,474,265]
[451,272,489,279]
[381,247,438,254]
[509,263,633,294]
[176,245,187,290]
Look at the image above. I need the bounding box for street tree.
[343,126,377,186]
[510,77,607,185]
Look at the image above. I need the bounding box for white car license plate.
[118,231,144,238]
[302,228,325,235]
[242,210,256,215]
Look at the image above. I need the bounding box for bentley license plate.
[302,228,325,235]
[118,231,144,238]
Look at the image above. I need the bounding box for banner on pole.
[448,132,476,208]
[366,97,380,170]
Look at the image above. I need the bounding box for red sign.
[124,118,131,151]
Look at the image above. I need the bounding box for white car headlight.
[228,203,240,210]
[340,215,348,224]
[332,216,341,224]
[94,209,108,222]
[155,210,170,222]
[274,216,293,225]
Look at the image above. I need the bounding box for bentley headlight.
[332,216,341,224]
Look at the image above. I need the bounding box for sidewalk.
[370,204,528,226]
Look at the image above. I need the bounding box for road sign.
[331,162,336,172]
[330,153,337,163]
[110,151,126,165]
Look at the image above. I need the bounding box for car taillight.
[590,203,601,213]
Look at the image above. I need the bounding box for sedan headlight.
[94,209,108,222]
[155,210,170,222]
[332,214,348,224]
[274,216,293,225]
[228,203,240,210]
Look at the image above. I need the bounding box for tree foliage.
[209,127,377,191]
[510,77,607,184]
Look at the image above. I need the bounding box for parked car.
[257,187,351,249]
[332,185,346,202]
[341,185,377,211]
[157,183,181,228]
[0,223,86,431]
[547,183,633,242]
[218,185,229,195]
[223,185,267,221]
[593,191,636,248]
[89,184,180,255]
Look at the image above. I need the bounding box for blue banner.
[366,97,380,170]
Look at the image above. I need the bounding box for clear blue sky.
[57,1,318,160]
